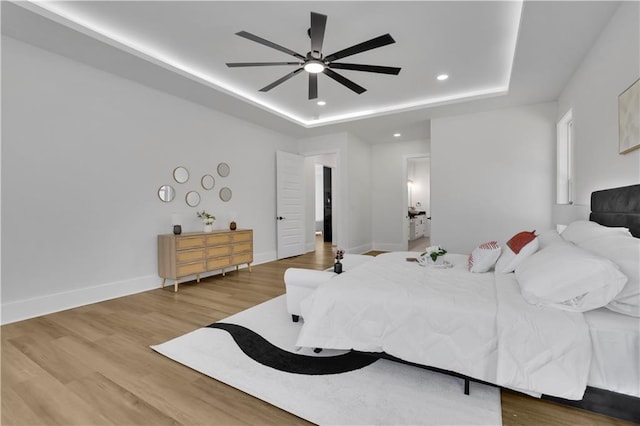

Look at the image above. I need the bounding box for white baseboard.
[1,250,280,325]
[1,274,160,325]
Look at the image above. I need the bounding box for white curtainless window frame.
[557,109,574,204]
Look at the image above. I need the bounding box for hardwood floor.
[1,238,633,425]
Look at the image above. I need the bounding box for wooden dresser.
[158,229,253,292]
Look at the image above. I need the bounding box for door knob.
[277,216,286,220]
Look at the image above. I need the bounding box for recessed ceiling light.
[317,101,326,106]
[437,74,449,81]
[393,133,401,137]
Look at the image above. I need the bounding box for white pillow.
[575,234,640,317]
[515,240,628,312]
[468,241,501,273]
[495,238,539,273]
[561,220,632,245]
[536,229,564,249]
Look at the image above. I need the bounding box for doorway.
[323,166,332,242]
[406,156,431,251]
[310,154,337,251]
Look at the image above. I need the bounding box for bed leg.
[464,379,470,395]
[291,314,300,322]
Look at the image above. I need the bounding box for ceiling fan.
[226,12,401,100]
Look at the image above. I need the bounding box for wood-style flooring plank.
[1,237,634,425]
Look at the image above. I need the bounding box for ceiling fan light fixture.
[304,60,326,74]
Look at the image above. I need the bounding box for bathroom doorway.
[406,156,430,251]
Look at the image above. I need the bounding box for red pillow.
[507,230,536,254]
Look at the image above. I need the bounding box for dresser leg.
[248,263,252,272]
[196,274,200,283]
[161,278,166,288]
[174,280,178,292]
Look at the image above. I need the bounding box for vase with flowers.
[197,210,215,233]
[334,249,345,274]
[419,245,447,266]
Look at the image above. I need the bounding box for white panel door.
[276,151,306,259]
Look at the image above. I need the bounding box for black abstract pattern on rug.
[208,322,378,375]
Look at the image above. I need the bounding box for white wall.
[431,102,557,254]
[1,36,297,323]
[558,1,640,205]
[345,133,372,254]
[371,140,429,251]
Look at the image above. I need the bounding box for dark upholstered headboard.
[590,184,640,238]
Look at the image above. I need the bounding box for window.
[557,109,573,204]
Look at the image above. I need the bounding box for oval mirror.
[157,185,175,202]
[217,162,230,177]
[201,174,215,190]
[219,187,232,202]
[185,190,201,207]
[173,166,189,184]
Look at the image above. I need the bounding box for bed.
[295,184,640,422]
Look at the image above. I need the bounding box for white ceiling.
[2,1,620,144]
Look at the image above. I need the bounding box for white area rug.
[152,296,502,425]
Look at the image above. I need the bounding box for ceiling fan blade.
[236,31,306,60]
[310,12,327,54]
[226,62,301,67]
[325,34,396,62]
[323,68,366,94]
[309,73,318,100]
[328,63,401,75]
[259,68,304,92]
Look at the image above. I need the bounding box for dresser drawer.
[207,245,231,257]
[207,257,231,270]
[176,262,205,277]
[231,231,252,243]
[232,242,252,254]
[176,249,205,263]
[176,236,206,250]
[207,234,232,245]
[232,253,253,265]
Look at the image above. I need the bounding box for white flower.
[421,245,447,262]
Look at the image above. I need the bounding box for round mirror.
[185,190,201,207]
[201,174,215,190]
[217,162,230,177]
[219,187,232,202]
[157,185,175,202]
[173,166,189,184]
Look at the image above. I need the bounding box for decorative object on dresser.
[158,229,253,292]
[173,225,182,235]
[230,221,237,231]
[197,210,216,233]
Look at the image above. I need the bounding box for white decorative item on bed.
[293,184,640,422]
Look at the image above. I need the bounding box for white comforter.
[296,252,592,400]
